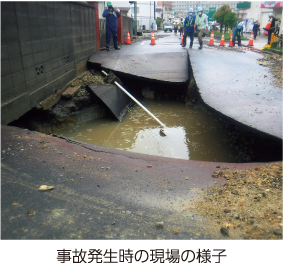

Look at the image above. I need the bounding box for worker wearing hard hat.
[102,1,121,51]
[179,18,184,36]
[194,7,208,49]
[265,13,278,44]
[182,8,196,48]
[232,23,243,46]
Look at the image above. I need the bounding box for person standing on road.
[232,23,243,46]
[179,19,184,36]
[265,13,277,44]
[174,23,178,35]
[194,7,208,49]
[253,21,259,40]
[102,1,120,51]
[182,8,196,48]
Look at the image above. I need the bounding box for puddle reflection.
[59,99,238,162]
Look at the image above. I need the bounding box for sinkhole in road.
[9,69,281,163]
[57,98,281,163]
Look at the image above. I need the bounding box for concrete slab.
[188,47,282,139]
[88,35,189,84]
[87,84,133,121]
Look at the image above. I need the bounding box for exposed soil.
[257,53,282,87]
[11,71,111,134]
[192,162,282,239]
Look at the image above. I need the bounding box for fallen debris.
[38,185,54,191]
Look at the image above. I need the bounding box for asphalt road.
[1,125,261,239]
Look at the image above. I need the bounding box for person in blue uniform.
[232,23,243,46]
[182,8,196,48]
[102,1,120,51]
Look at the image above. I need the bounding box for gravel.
[192,162,282,239]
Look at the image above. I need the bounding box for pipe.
[101,70,166,128]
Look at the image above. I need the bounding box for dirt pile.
[257,53,282,87]
[192,162,282,239]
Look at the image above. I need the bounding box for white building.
[172,1,238,17]
[237,1,271,25]
[260,1,282,34]
[236,1,282,33]
[98,1,157,31]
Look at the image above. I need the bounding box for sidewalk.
[241,32,269,49]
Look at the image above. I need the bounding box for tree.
[224,11,238,31]
[212,4,231,33]
[156,18,162,28]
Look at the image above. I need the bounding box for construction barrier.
[209,30,214,46]
[126,31,131,44]
[260,33,279,50]
[220,32,225,46]
[265,19,272,30]
[228,34,233,47]
[150,31,156,45]
[248,32,254,46]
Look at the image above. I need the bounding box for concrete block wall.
[1,1,97,125]
[122,16,133,43]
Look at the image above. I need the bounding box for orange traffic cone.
[150,31,156,45]
[228,34,233,47]
[209,30,214,45]
[126,31,131,44]
[265,19,272,30]
[248,32,254,46]
[220,32,225,46]
[180,34,184,45]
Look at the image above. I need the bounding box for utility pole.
[134,1,138,36]
[154,1,156,20]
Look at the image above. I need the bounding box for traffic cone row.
[209,30,214,45]
[126,31,131,44]
[220,32,225,46]
[150,31,156,45]
[248,32,254,46]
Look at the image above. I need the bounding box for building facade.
[171,1,238,17]
[98,1,156,31]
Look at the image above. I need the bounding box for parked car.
[164,22,174,32]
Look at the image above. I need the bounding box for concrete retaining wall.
[1,1,97,125]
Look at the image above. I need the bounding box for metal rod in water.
[101,70,166,128]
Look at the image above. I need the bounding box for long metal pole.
[154,1,156,20]
[134,1,137,36]
[101,70,166,128]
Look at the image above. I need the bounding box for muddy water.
[59,99,238,162]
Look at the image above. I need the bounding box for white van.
[164,22,174,32]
